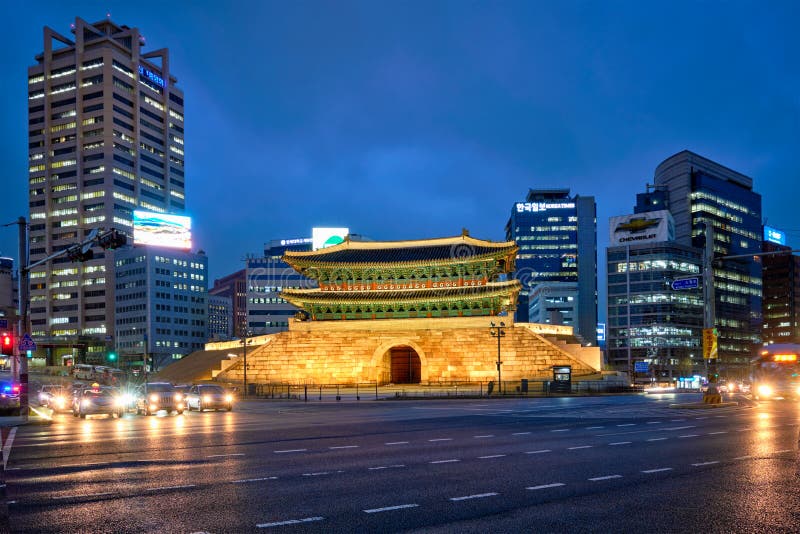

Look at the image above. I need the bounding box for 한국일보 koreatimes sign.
[609,210,675,245]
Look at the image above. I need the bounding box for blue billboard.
[764,226,786,245]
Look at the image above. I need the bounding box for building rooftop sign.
[516,202,575,213]
[764,226,786,245]
[609,210,674,246]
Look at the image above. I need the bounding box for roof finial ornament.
[461,228,469,237]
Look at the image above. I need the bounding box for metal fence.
[237,380,643,402]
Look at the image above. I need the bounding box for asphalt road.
[3,393,799,533]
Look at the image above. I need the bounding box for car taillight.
[12,386,20,393]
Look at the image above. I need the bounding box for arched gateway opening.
[390,346,421,384]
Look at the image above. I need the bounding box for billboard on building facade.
[133,210,192,249]
[609,210,674,246]
[312,227,349,251]
[764,226,786,245]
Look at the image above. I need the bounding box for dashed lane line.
[642,468,673,474]
[527,483,565,490]
[692,461,720,467]
[257,517,324,528]
[449,492,499,501]
[53,492,114,500]
[617,424,636,427]
[478,454,507,459]
[647,438,667,442]
[567,446,593,450]
[234,477,278,483]
[679,434,699,439]
[385,441,409,445]
[473,435,494,438]
[430,459,460,464]
[734,455,752,460]
[512,432,531,435]
[207,453,245,458]
[525,449,552,454]
[708,431,728,435]
[146,484,196,491]
[589,475,623,481]
[329,445,360,450]
[609,442,632,446]
[364,504,419,514]
[368,465,405,470]
[551,429,570,433]
[274,449,308,454]
[586,426,604,430]
[428,438,453,442]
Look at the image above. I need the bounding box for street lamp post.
[490,321,506,395]
[240,330,250,398]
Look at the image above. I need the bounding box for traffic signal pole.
[702,223,720,404]
[17,217,30,419]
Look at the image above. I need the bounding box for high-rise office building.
[761,228,799,345]
[114,247,207,371]
[27,17,185,362]
[210,270,247,338]
[653,151,762,377]
[208,294,233,341]
[505,189,597,344]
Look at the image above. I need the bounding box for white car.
[186,384,234,412]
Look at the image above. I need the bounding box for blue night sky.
[1,1,798,321]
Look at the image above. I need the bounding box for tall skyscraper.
[761,229,800,345]
[505,189,597,344]
[27,17,185,363]
[653,151,762,377]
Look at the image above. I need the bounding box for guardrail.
[240,380,644,401]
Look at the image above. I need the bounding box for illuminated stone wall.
[216,317,598,385]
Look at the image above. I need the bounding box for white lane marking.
[146,484,196,491]
[737,428,750,432]
[385,441,409,445]
[734,455,752,460]
[449,492,498,501]
[2,427,18,469]
[364,504,418,513]
[692,461,720,466]
[478,454,506,459]
[512,432,531,435]
[647,438,667,442]
[589,475,622,481]
[670,419,685,422]
[525,449,552,454]
[329,445,359,449]
[207,453,245,458]
[257,517,324,528]
[715,415,728,418]
[586,426,604,430]
[609,442,631,446]
[234,477,278,483]
[774,449,792,453]
[642,468,673,474]
[53,492,113,500]
[551,429,569,433]
[302,472,331,477]
[695,417,708,420]
[274,449,307,454]
[527,483,565,490]
[663,425,696,431]
[617,424,636,427]
[368,465,406,470]
[708,431,728,435]
[473,435,494,438]
[430,459,460,464]
[646,421,662,425]
[568,445,593,450]
[428,438,453,442]
[679,434,699,438]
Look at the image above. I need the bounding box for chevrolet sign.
[609,210,674,245]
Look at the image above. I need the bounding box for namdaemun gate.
[170,232,604,386]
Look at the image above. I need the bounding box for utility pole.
[490,321,506,395]
[241,328,249,398]
[702,223,720,403]
[17,217,29,418]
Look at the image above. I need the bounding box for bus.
[752,344,800,400]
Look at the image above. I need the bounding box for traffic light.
[98,229,127,250]
[108,352,117,362]
[66,243,94,262]
[1,332,13,356]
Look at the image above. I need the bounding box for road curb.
[668,401,739,409]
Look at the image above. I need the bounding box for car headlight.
[225,394,233,403]
[81,398,91,407]
[202,395,211,403]
[149,393,159,402]
[114,397,126,407]
[175,393,183,402]
[122,393,134,405]
[795,385,800,396]
[54,396,65,407]
[757,384,773,397]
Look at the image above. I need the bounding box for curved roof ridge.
[285,234,516,258]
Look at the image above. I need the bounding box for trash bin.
[520,379,529,393]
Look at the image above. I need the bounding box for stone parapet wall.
[218,320,598,385]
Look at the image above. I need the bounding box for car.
[185,384,234,412]
[72,384,125,419]
[39,384,71,412]
[0,381,21,416]
[135,382,185,415]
